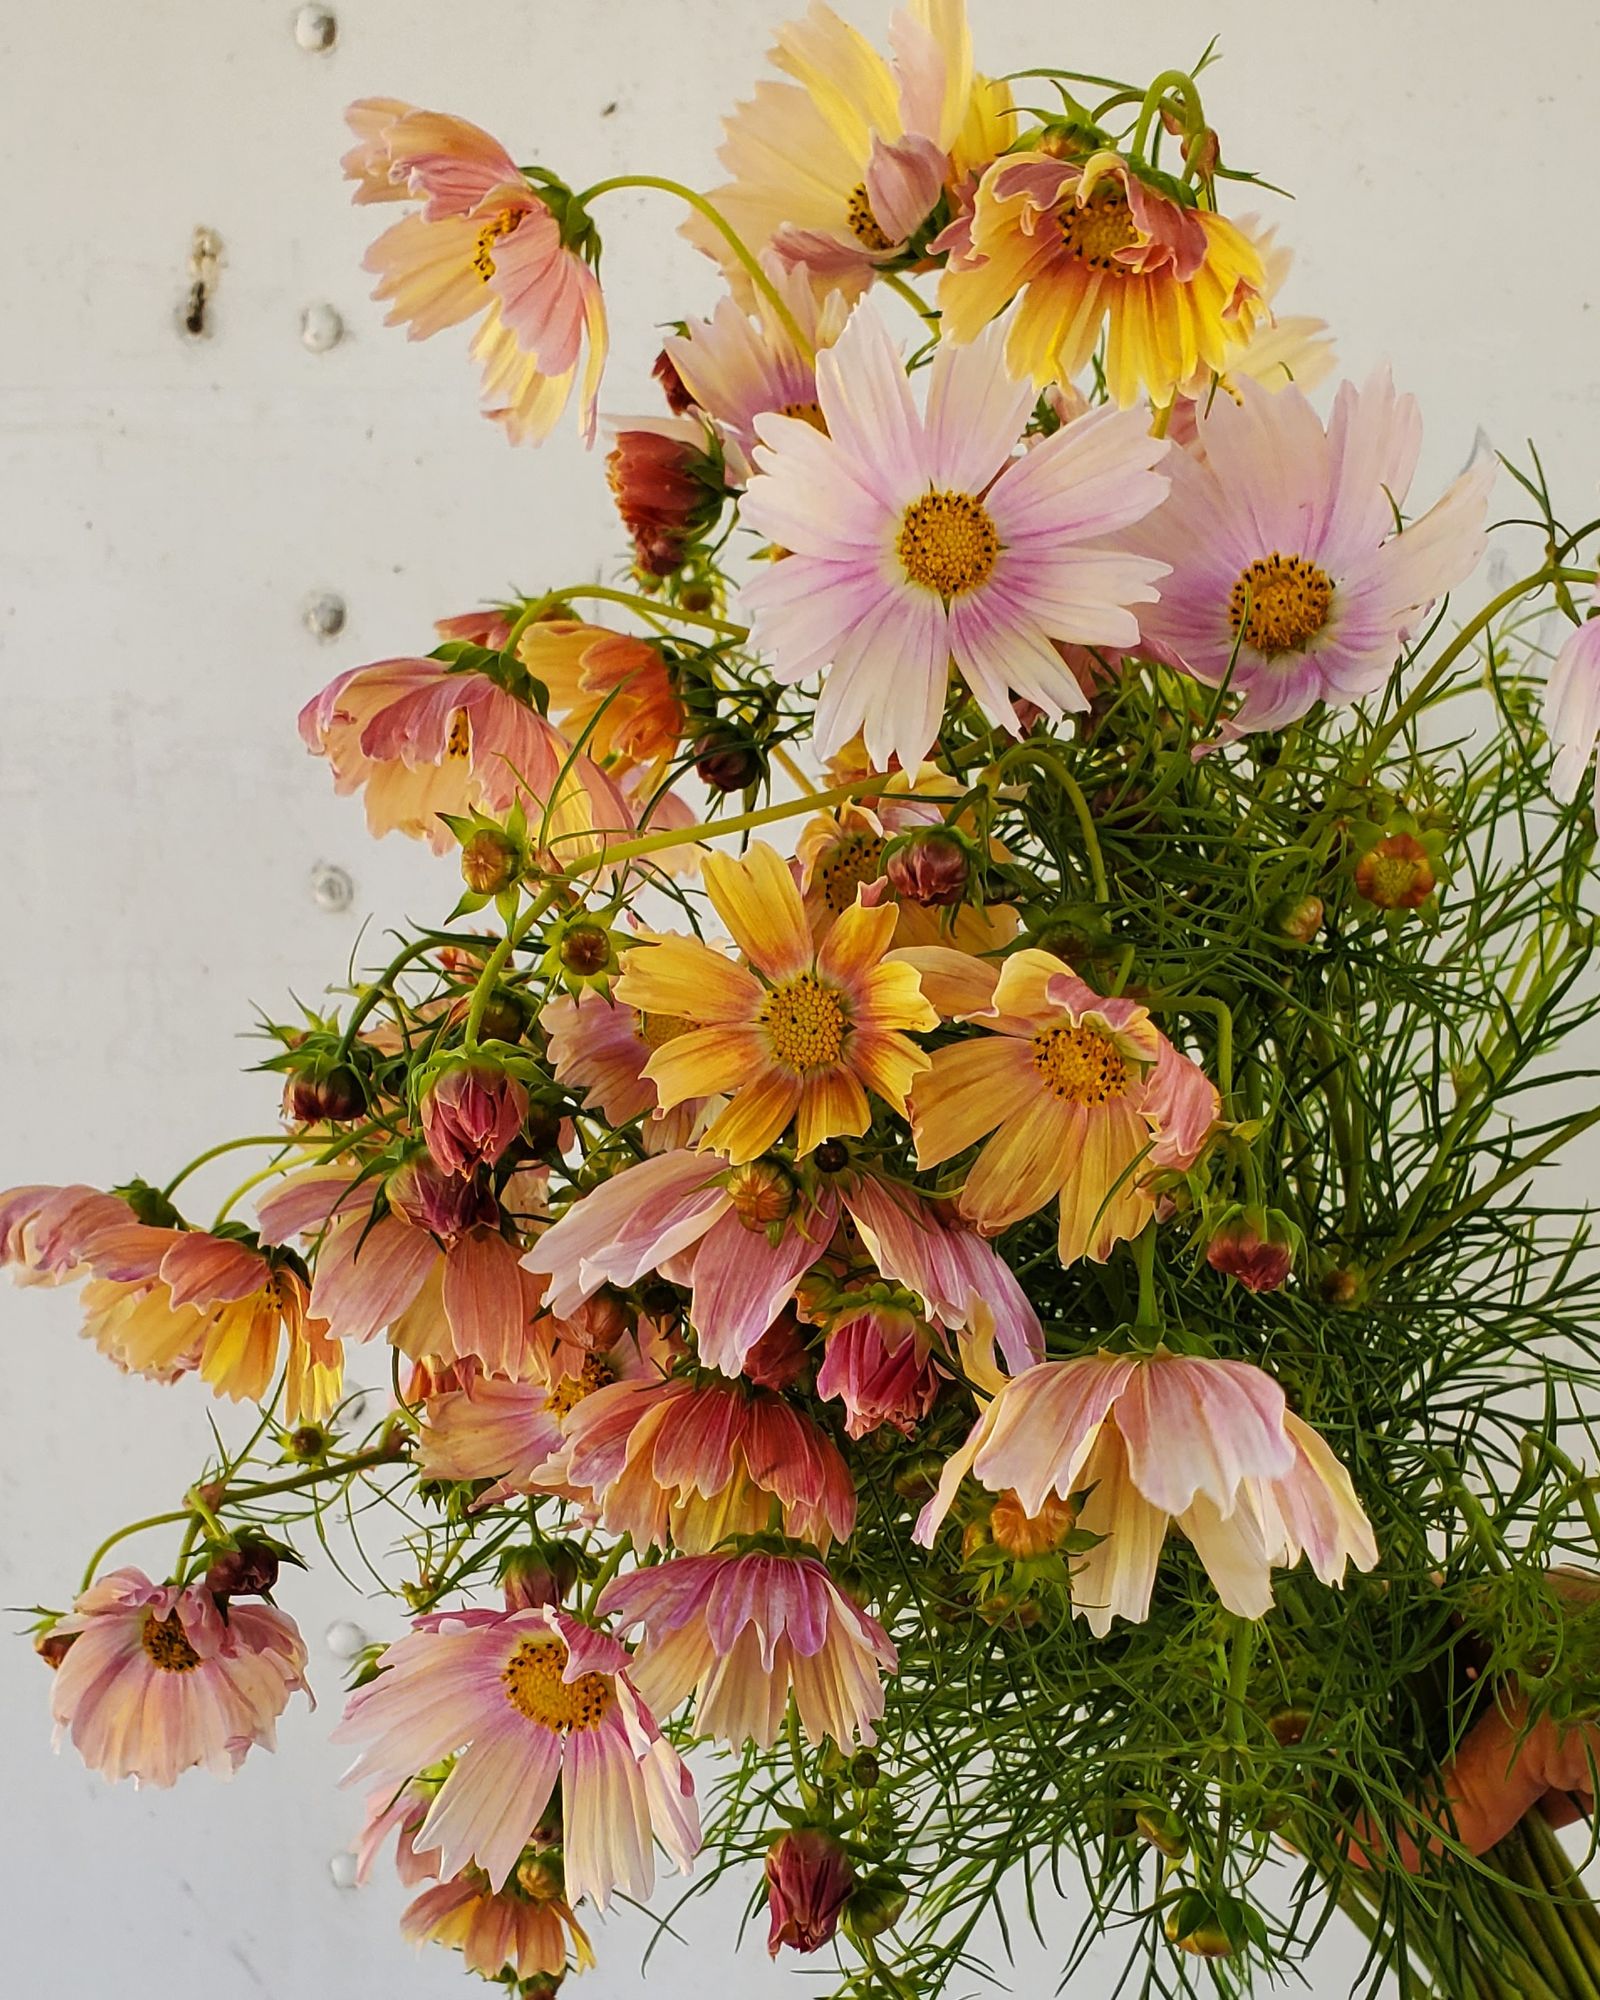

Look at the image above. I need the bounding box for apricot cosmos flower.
[600,1549,897,1748]
[741,302,1170,773]
[938,151,1266,410]
[1126,370,1493,739]
[915,1351,1378,1631]
[614,840,937,1166]
[49,1568,310,1786]
[345,101,607,443]
[908,948,1217,1264]
[333,1603,699,1906]
[400,1865,594,1982]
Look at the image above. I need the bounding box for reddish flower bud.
[421,1060,528,1177]
[886,827,971,907]
[1205,1207,1295,1294]
[652,348,696,415]
[203,1540,281,1599]
[607,427,717,576]
[35,1627,76,1670]
[389,1155,498,1239]
[1354,833,1435,911]
[693,729,764,794]
[765,1829,855,1957]
[500,1542,581,1612]
[1265,892,1325,947]
[283,1062,366,1124]
[743,1306,810,1391]
[460,826,521,896]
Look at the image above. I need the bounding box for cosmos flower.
[814,1301,941,1437]
[333,1603,699,1907]
[915,1349,1378,1631]
[540,988,709,1152]
[1544,579,1600,824]
[49,1568,310,1786]
[1124,369,1493,740]
[400,1861,594,1982]
[765,1828,856,1957]
[516,621,686,782]
[346,101,606,444]
[740,301,1170,772]
[938,150,1266,409]
[908,948,1217,1264]
[613,840,937,1165]
[600,1549,897,1748]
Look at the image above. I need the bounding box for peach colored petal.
[702,844,811,981]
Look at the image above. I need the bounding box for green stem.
[993,743,1109,904]
[1130,69,1203,161]
[162,1135,299,1199]
[574,173,814,361]
[536,582,747,641]
[335,936,451,1061]
[882,270,939,329]
[463,881,566,1049]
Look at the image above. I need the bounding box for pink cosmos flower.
[298,654,633,858]
[332,1603,699,1907]
[49,1567,310,1786]
[740,300,1170,772]
[561,1374,856,1552]
[540,988,708,1152]
[600,1549,897,1749]
[1124,370,1493,741]
[421,1060,528,1178]
[815,1302,941,1437]
[257,1160,543,1378]
[915,1351,1378,1632]
[347,102,607,445]
[1544,580,1600,824]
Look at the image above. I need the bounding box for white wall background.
[2,3,1598,1995]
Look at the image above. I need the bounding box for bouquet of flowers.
[14,5,1600,1995]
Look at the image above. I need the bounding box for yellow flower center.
[446,710,472,760]
[760,971,850,1071]
[845,184,894,252]
[473,206,524,283]
[780,399,826,430]
[1229,553,1334,658]
[141,1611,201,1674]
[637,1010,695,1050]
[1059,184,1141,272]
[501,1637,614,1731]
[897,491,1001,598]
[817,829,885,914]
[1031,1023,1131,1104]
[544,1353,615,1419]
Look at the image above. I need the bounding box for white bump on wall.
[309,863,355,914]
[327,1851,359,1891]
[324,1618,370,1659]
[302,589,346,638]
[294,8,338,54]
[300,302,345,353]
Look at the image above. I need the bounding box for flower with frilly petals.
[815,1301,940,1438]
[600,1549,896,1748]
[1544,580,1600,824]
[540,988,709,1153]
[908,948,1218,1265]
[1124,369,1493,741]
[346,101,606,444]
[939,151,1266,410]
[518,620,686,782]
[562,1375,856,1552]
[614,840,937,1166]
[332,1603,699,1907]
[257,1160,543,1377]
[400,1861,594,1981]
[298,655,633,857]
[49,1567,310,1786]
[664,257,849,486]
[765,1828,856,1957]
[693,0,1012,289]
[915,1350,1378,1632]
[421,1059,528,1178]
[740,302,1170,773]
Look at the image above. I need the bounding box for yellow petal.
[644,1025,765,1109]
[615,934,762,1024]
[910,1036,1036,1167]
[960,1096,1078,1231]
[794,1068,871,1156]
[887,945,995,1021]
[702,844,811,982]
[698,1068,804,1166]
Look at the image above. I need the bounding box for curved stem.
[463,880,567,1050]
[162,1135,298,1200]
[993,743,1109,904]
[334,936,449,1062]
[538,582,747,641]
[882,270,939,330]
[574,174,814,361]
[1130,69,1203,161]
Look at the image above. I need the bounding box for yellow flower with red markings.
[614,841,937,1165]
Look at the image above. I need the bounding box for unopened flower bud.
[989,1488,1075,1559]
[812,1139,850,1174]
[1267,1707,1313,1747]
[1319,1264,1366,1309]
[1206,1207,1295,1294]
[1136,1807,1191,1861]
[742,1305,810,1391]
[284,1060,367,1124]
[652,348,696,415]
[474,988,529,1045]
[35,1627,75,1670]
[843,1872,909,1944]
[203,1540,280,1599]
[459,826,521,896]
[885,828,971,907]
[1165,1891,1238,1958]
[1354,833,1436,911]
[558,922,614,979]
[765,1830,856,1957]
[1265,892,1324,948]
[500,1542,581,1612]
[608,427,718,576]
[693,729,765,794]
[849,1748,880,1790]
[515,1852,567,1904]
[725,1160,796,1232]
[421,1059,528,1177]
[286,1423,333,1462]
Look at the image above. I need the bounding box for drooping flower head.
[1125,369,1493,740]
[400,1861,595,1982]
[346,101,607,443]
[915,1350,1378,1631]
[421,1058,528,1178]
[614,840,938,1165]
[333,1603,699,1908]
[1544,578,1600,824]
[298,654,633,857]
[600,1549,896,1748]
[741,301,1170,772]
[814,1299,941,1438]
[49,1567,310,1786]
[765,1827,857,1957]
[908,948,1218,1264]
[938,150,1266,410]
[516,620,686,783]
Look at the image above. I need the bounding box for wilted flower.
[400,1862,594,1980]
